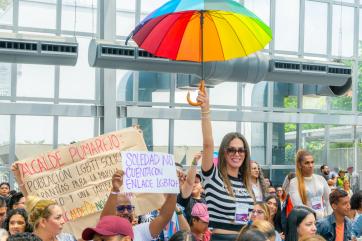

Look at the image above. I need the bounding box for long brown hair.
[249,161,268,201]
[218,132,251,197]
[295,149,312,205]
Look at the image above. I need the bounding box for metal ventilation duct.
[89,40,352,96]
[0,33,78,66]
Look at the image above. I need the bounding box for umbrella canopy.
[129,0,272,62]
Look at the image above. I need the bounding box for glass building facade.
[0,0,362,187]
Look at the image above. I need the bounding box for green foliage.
[329,142,353,148]
[302,124,324,130]
[284,96,297,108]
[0,0,10,11]
[284,123,296,133]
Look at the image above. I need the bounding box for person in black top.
[177,152,206,223]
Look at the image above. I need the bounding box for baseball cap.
[339,169,347,173]
[82,216,134,240]
[191,203,209,223]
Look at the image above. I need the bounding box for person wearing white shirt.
[289,149,332,220]
[249,161,268,202]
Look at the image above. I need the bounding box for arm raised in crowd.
[11,164,28,197]
[101,169,124,217]
[149,194,177,238]
[197,88,214,173]
[181,152,201,199]
[176,206,191,232]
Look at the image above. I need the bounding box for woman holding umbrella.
[196,89,254,241]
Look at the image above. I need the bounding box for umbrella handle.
[186,80,205,106]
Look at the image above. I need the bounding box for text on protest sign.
[16,127,166,238]
[121,151,179,193]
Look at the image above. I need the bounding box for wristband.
[110,191,121,195]
[176,210,183,215]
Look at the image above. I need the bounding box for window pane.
[15,116,53,158]
[209,82,237,106]
[272,123,296,165]
[244,0,270,25]
[304,1,327,54]
[19,0,56,29]
[328,125,354,170]
[117,70,133,101]
[0,63,11,97]
[250,82,268,107]
[0,116,10,165]
[151,119,169,153]
[62,0,97,33]
[117,11,135,37]
[17,64,54,98]
[330,95,352,111]
[141,72,170,103]
[141,0,169,14]
[271,169,294,187]
[302,95,327,110]
[275,0,299,52]
[174,120,236,164]
[0,0,13,25]
[60,37,95,100]
[58,117,95,145]
[117,0,135,11]
[250,122,266,165]
[332,5,354,57]
[273,83,298,108]
[129,118,169,152]
[301,123,326,165]
[358,61,362,112]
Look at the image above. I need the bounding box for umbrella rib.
[145,14,182,57]
[154,13,197,59]
[223,12,267,49]
[206,12,225,60]
[213,11,247,56]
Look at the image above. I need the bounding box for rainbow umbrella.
[127,0,272,105]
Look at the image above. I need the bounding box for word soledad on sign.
[121,151,179,193]
[15,126,165,239]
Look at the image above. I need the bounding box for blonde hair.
[254,202,271,221]
[238,220,275,240]
[299,235,326,241]
[25,196,57,228]
[295,149,312,205]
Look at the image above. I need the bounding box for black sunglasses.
[116,205,135,212]
[225,147,246,155]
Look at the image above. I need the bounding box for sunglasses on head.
[225,147,246,155]
[116,205,135,212]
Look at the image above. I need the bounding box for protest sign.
[15,126,165,238]
[121,151,179,193]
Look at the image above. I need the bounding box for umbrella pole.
[201,10,204,81]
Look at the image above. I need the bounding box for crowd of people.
[0,89,359,241]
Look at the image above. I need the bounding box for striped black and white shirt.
[202,164,254,231]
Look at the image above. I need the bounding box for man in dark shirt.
[320,164,337,187]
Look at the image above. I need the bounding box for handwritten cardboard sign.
[16,127,165,238]
[121,151,179,193]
